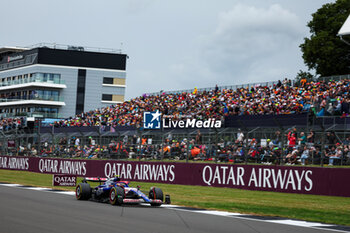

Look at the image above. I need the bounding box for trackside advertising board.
[0,156,350,197]
[52,174,77,186]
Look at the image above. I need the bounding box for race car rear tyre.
[149,187,163,206]
[109,186,124,205]
[76,183,92,200]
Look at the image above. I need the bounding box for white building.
[0,43,127,119]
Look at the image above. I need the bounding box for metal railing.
[0,74,65,87]
[0,96,64,102]
[0,112,61,119]
[2,126,350,167]
[318,74,350,82]
[27,43,122,54]
[5,137,350,167]
[146,80,293,96]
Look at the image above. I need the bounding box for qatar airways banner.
[52,174,76,187]
[0,156,350,197]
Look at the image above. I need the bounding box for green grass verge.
[0,169,350,226]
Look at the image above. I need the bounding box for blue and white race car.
[75,177,169,206]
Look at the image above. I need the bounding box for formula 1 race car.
[75,177,170,206]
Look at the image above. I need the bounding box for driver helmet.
[113,175,121,182]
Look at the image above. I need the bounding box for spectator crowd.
[0,117,26,131]
[50,78,350,128]
[1,78,350,131]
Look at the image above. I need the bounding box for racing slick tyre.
[76,183,92,200]
[149,187,163,206]
[109,186,124,205]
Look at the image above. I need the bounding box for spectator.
[195,130,202,145]
[343,136,350,145]
[236,130,244,144]
[298,132,306,145]
[75,137,80,148]
[327,146,342,166]
[300,145,309,165]
[31,147,37,157]
[307,130,315,144]
[273,131,281,147]
[287,132,297,148]
[286,147,298,165]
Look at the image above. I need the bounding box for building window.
[113,78,125,85]
[103,77,125,85]
[102,94,112,101]
[75,69,86,115]
[103,77,113,84]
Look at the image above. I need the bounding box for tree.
[300,0,350,77]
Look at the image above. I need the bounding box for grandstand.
[50,77,350,127]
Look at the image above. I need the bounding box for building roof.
[0,47,28,55]
[338,14,350,36]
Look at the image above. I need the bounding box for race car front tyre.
[109,186,124,205]
[76,183,92,200]
[149,187,163,206]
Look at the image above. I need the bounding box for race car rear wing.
[82,177,108,184]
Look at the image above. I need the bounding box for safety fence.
[1,113,350,167]
[2,129,350,167]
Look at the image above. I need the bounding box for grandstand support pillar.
[306,111,309,141]
[215,128,218,164]
[208,128,212,162]
[25,134,29,156]
[77,128,84,146]
[37,119,41,157]
[15,128,18,156]
[98,126,102,158]
[98,126,102,146]
[65,132,69,151]
[321,127,325,167]
[138,129,142,161]
[335,132,344,166]
[1,137,4,155]
[186,132,189,163]
[342,118,347,166]
[280,133,284,166]
[247,127,260,165]
[244,129,248,165]
[161,129,164,161]
[237,120,248,165]
[0,131,4,155]
[37,133,41,156]
[51,127,54,157]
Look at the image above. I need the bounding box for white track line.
[194,210,243,216]
[58,191,75,195]
[0,183,21,187]
[266,219,332,227]
[26,187,51,191]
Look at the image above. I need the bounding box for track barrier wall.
[1,155,349,197]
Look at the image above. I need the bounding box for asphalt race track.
[0,185,347,233]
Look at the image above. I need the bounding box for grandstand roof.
[0,46,28,55]
[338,14,350,36]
